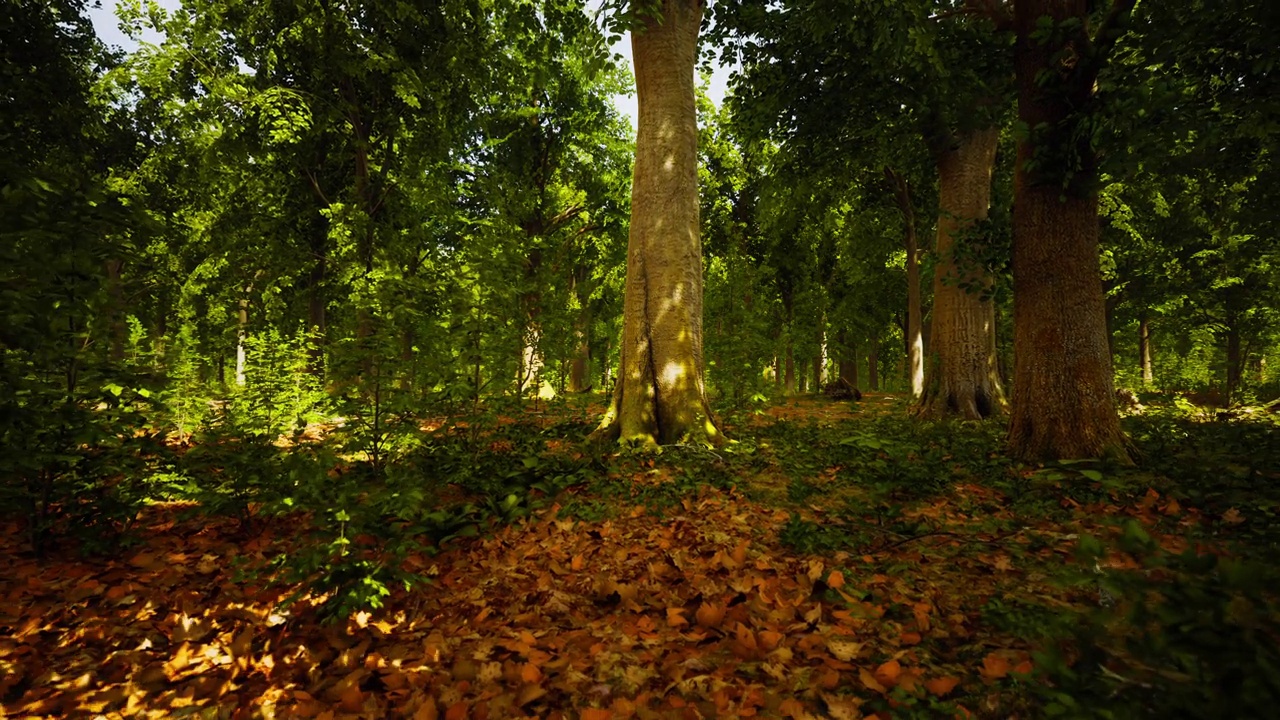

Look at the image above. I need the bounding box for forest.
[2,0,1279,717]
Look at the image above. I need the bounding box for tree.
[1005,0,1135,461]
[714,0,1010,418]
[592,0,722,446]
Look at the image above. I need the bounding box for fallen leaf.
[873,659,901,688]
[581,709,613,720]
[696,602,726,629]
[925,676,960,697]
[981,653,1010,680]
[827,570,845,589]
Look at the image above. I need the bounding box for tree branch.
[1084,0,1139,80]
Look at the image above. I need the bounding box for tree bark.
[1007,0,1131,461]
[1225,317,1242,404]
[591,0,720,446]
[1139,314,1153,385]
[784,342,796,395]
[868,339,879,391]
[885,167,924,399]
[104,259,126,363]
[915,127,1007,419]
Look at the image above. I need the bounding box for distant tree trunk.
[307,256,326,374]
[1139,315,1153,385]
[915,127,1007,419]
[235,295,249,387]
[591,0,720,446]
[569,267,592,392]
[1225,317,1243,404]
[773,355,782,390]
[1007,0,1133,462]
[885,167,924,399]
[104,259,126,363]
[868,339,879,391]
[784,343,796,395]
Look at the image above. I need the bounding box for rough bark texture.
[1139,315,1153,385]
[1007,0,1130,461]
[885,167,924,399]
[915,128,1007,420]
[591,0,720,446]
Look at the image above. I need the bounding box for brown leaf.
[696,602,726,629]
[413,700,439,720]
[581,708,613,720]
[666,607,689,628]
[873,660,901,688]
[924,676,960,697]
[859,667,886,694]
[827,570,845,589]
[981,653,1010,680]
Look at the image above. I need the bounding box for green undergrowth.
[749,399,1280,718]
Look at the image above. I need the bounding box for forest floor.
[3,394,1278,719]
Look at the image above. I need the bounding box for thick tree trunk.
[885,167,924,399]
[915,128,1007,419]
[1139,314,1153,385]
[591,0,720,446]
[1007,0,1131,461]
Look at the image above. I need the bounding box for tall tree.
[1005,0,1135,460]
[592,0,722,446]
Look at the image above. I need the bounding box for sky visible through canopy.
[85,0,733,131]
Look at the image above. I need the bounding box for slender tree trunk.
[885,167,924,399]
[104,259,126,363]
[1007,0,1132,461]
[235,295,249,387]
[868,339,879,391]
[784,343,796,395]
[1139,315,1153,385]
[1225,318,1242,404]
[569,267,592,392]
[915,127,1007,419]
[307,256,326,374]
[591,0,720,446]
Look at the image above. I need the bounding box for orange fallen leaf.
[444,701,469,720]
[412,700,439,720]
[925,675,960,697]
[860,667,887,693]
[981,653,1010,680]
[828,570,845,589]
[571,554,585,571]
[874,659,902,688]
[666,608,689,628]
[581,708,613,720]
[696,603,726,629]
[900,631,922,646]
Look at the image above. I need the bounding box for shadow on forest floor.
[3,394,1279,719]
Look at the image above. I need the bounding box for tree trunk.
[885,167,924,399]
[1007,0,1131,461]
[1225,318,1242,405]
[307,255,326,375]
[235,295,249,387]
[868,339,879,391]
[915,127,1007,419]
[784,342,796,395]
[104,259,126,363]
[569,267,592,392]
[1139,314,1153,385]
[591,0,720,446]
